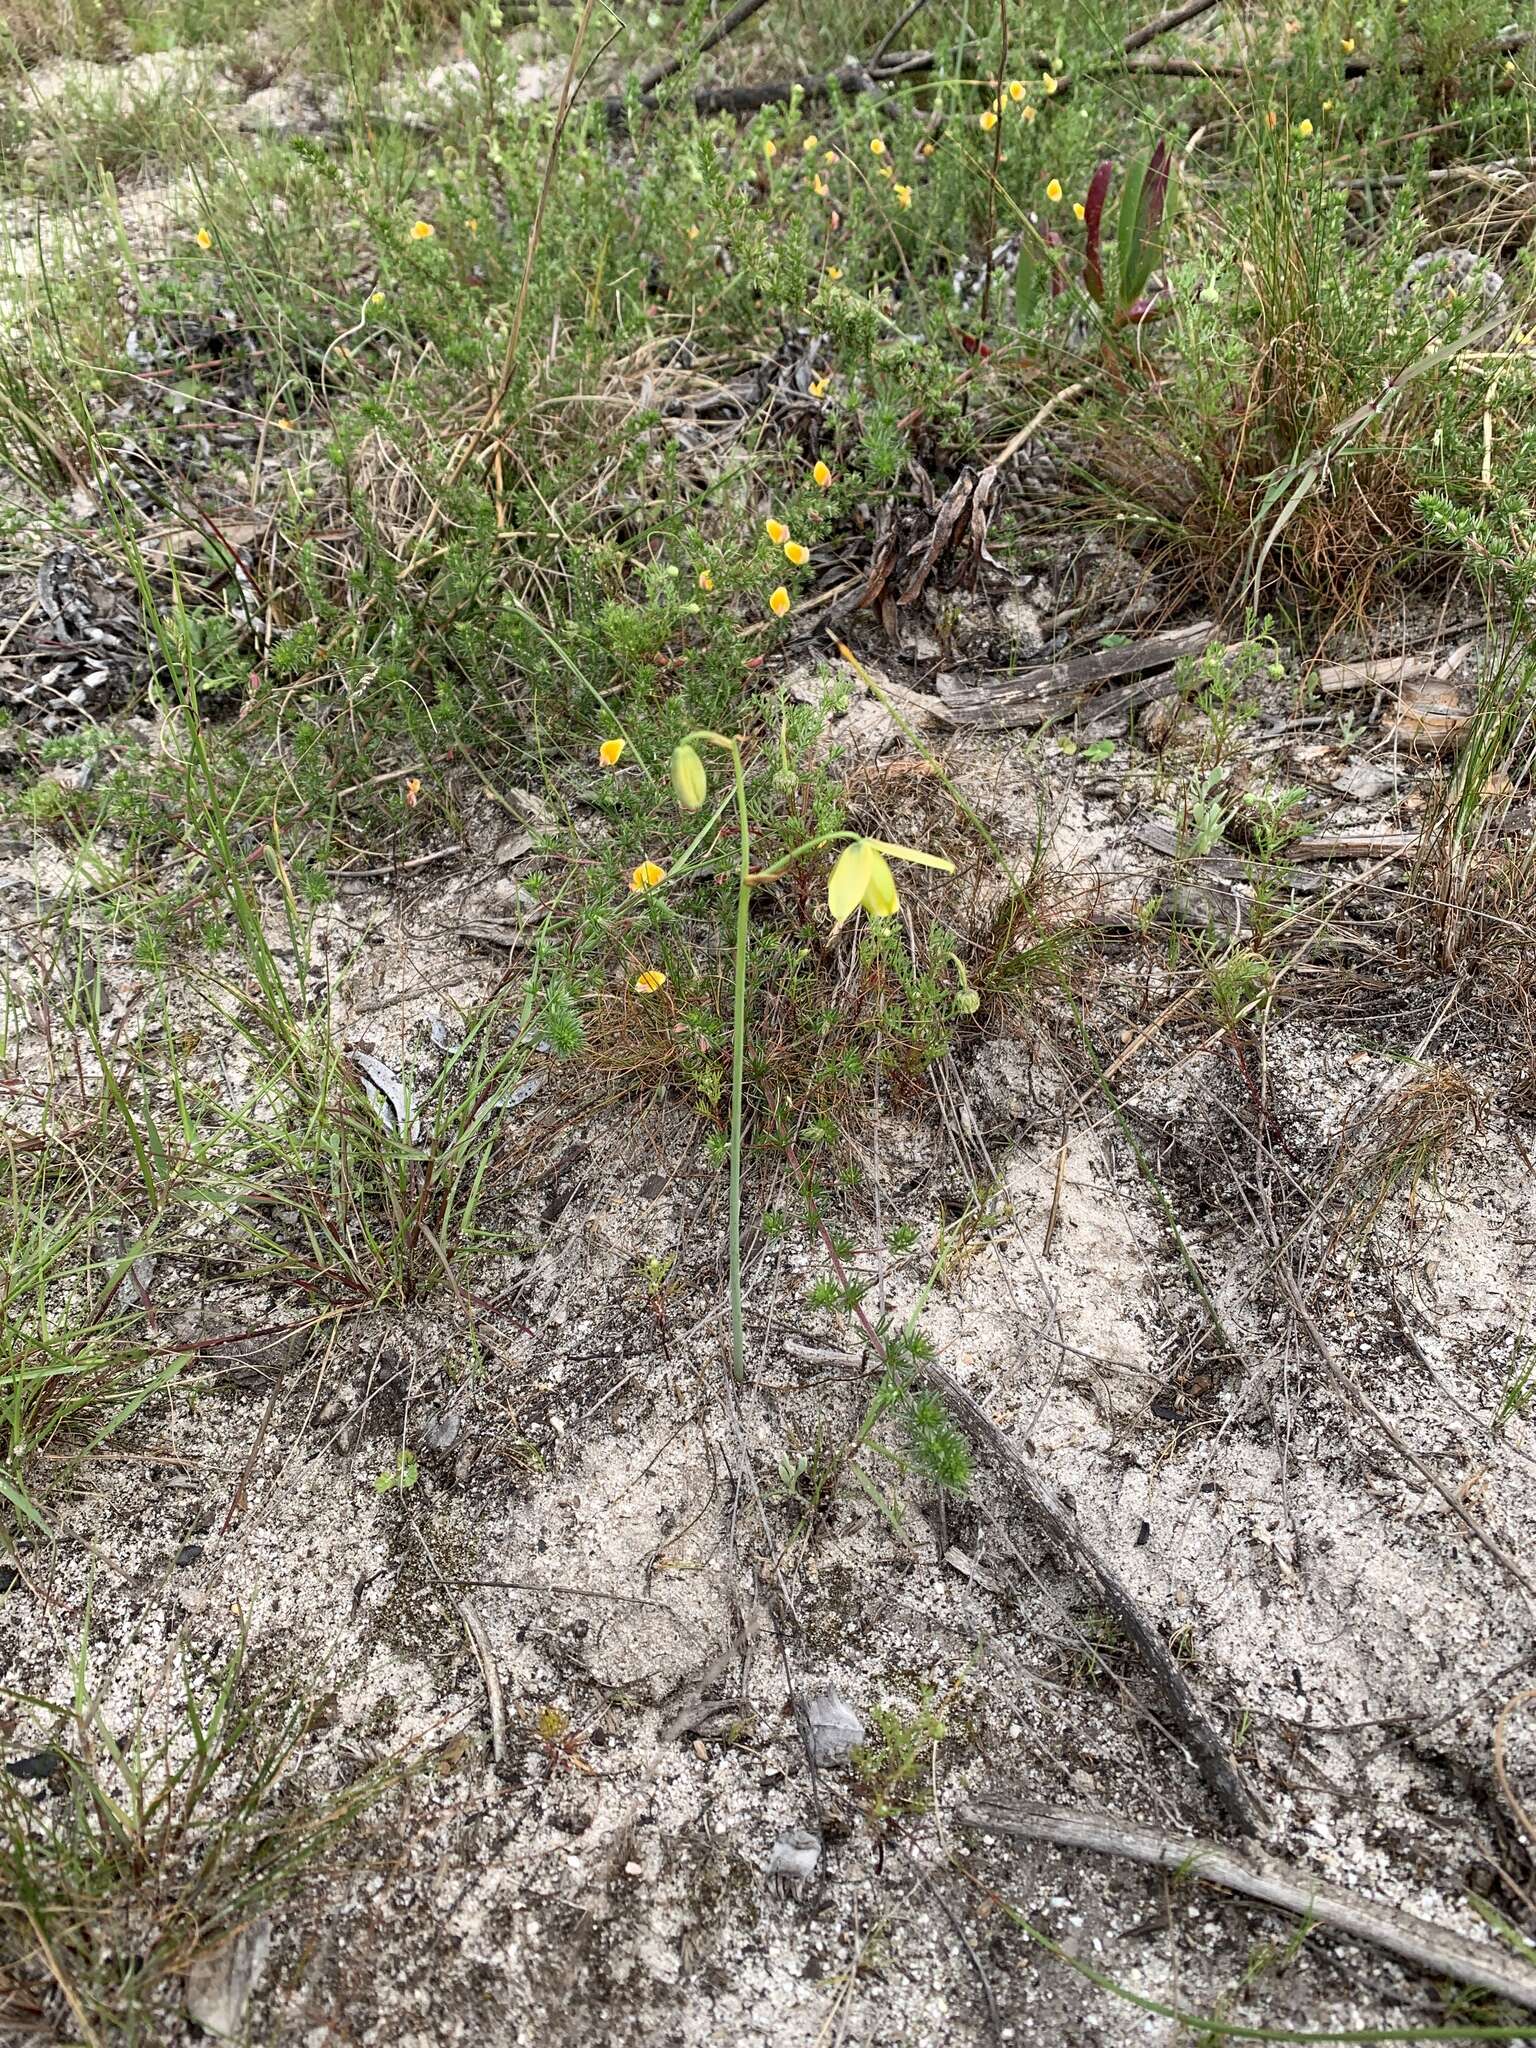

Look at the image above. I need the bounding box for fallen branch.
[931,621,1219,731]
[603,50,933,126]
[960,1798,1536,2015]
[1053,0,1224,98]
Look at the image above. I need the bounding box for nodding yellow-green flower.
[895,183,912,208]
[869,136,886,156]
[1021,103,1037,122]
[979,109,998,132]
[1296,117,1314,136]
[669,742,707,812]
[599,738,625,767]
[1340,35,1356,52]
[765,517,789,544]
[634,969,667,995]
[813,173,829,196]
[803,134,819,153]
[698,568,715,591]
[813,458,832,487]
[825,265,843,281]
[1042,71,1059,93]
[195,227,213,250]
[1073,200,1086,221]
[630,860,666,893]
[1007,80,1025,101]
[763,137,777,159]
[1046,177,1064,202]
[784,540,809,566]
[466,217,478,234]
[769,585,791,617]
[409,220,434,240]
[827,837,956,923]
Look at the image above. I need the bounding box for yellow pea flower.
[1007,81,1025,101]
[1296,118,1314,136]
[813,459,832,487]
[698,568,715,590]
[920,140,935,156]
[369,290,385,306]
[1042,71,1059,93]
[599,738,625,767]
[823,150,838,166]
[765,518,789,544]
[630,861,666,892]
[1021,104,1037,122]
[634,970,667,994]
[686,224,701,240]
[195,228,213,250]
[813,174,829,196]
[763,137,777,159]
[409,220,434,240]
[810,378,829,398]
[404,777,422,807]
[670,743,708,812]
[769,586,791,617]
[870,136,886,156]
[1341,36,1356,53]
[979,109,998,132]
[895,183,912,207]
[1046,178,1064,202]
[826,266,843,281]
[1322,97,1334,109]
[784,541,809,566]
[803,134,819,153]
[466,217,478,234]
[1073,201,1086,220]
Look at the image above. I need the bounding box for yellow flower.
[686,224,700,241]
[635,969,668,995]
[1046,178,1064,202]
[404,777,422,807]
[1341,36,1356,53]
[765,518,789,544]
[409,220,434,240]
[698,568,715,591]
[1322,98,1334,110]
[1296,118,1314,136]
[879,162,894,180]
[979,109,998,132]
[670,743,708,812]
[870,136,886,156]
[823,150,838,166]
[813,459,832,487]
[630,861,666,893]
[1073,201,1086,221]
[276,416,295,431]
[920,140,935,157]
[827,837,956,923]
[895,183,912,207]
[1042,71,1059,93]
[763,137,777,159]
[813,173,829,196]
[1021,103,1037,122]
[368,290,385,306]
[810,378,829,399]
[784,541,809,566]
[803,134,819,153]
[1007,80,1025,101]
[826,266,843,281]
[1505,57,1518,75]
[194,227,212,250]
[599,738,625,767]
[466,217,478,234]
[769,586,791,618]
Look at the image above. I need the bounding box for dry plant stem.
[405,1517,507,1764]
[1491,1688,1536,1851]
[1275,1265,1536,1612]
[1052,0,1225,96]
[960,1798,1536,2015]
[795,1179,1261,1837]
[976,0,1008,340]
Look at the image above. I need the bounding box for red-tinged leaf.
[1083,159,1113,305]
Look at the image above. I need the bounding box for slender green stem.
[727,740,750,1386]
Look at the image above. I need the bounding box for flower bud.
[670,742,708,812]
